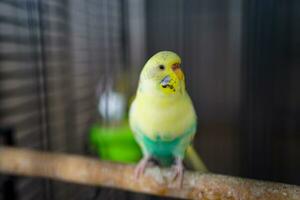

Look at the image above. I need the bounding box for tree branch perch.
[0,147,299,199]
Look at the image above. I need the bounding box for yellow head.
[139,51,185,96]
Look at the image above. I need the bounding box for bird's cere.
[172,63,184,81]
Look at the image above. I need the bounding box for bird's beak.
[172,63,184,80]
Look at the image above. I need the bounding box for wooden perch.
[0,147,299,200]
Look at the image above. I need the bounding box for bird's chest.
[133,98,194,140]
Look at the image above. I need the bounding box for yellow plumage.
[130,90,196,140]
[129,51,207,186]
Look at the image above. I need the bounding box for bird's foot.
[172,157,184,188]
[134,155,151,179]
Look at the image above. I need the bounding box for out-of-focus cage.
[0,0,131,199]
[0,0,299,199]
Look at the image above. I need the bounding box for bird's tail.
[185,145,209,172]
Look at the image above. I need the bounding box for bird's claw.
[172,158,184,188]
[134,156,151,179]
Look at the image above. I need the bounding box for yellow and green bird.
[129,51,207,186]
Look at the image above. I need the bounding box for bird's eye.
[158,65,165,70]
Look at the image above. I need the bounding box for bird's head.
[139,51,185,96]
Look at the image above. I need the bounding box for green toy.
[89,123,142,163]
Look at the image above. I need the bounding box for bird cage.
[0,0,299,200]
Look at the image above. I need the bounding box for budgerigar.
[129,51,207,187]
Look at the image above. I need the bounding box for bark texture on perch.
[0,147,299,200]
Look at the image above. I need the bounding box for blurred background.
[0,0,299,199]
